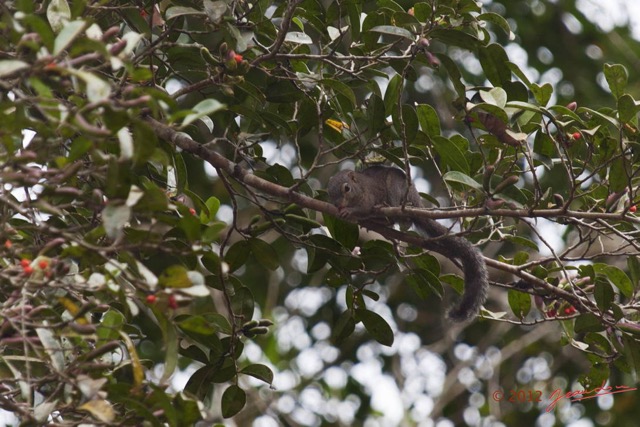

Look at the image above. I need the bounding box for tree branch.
[251,0,303,66]
[145,117,595,313]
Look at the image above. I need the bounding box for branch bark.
[145,117,596,314]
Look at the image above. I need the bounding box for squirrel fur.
[327,165,488,322]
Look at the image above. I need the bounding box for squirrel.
[327,165,488,322]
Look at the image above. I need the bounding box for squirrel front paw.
[338,207,355,218]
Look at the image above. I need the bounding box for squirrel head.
[327,170,360,209]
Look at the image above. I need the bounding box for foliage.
[1,0,640,425]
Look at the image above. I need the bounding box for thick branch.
[378,205,640,224]
[145,117,594,312]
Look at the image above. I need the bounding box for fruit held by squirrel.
[327,165,488,321]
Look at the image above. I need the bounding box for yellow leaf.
[120,332,144,388]
[325,119,347,132]
[79,399,115,423]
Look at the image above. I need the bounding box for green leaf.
[507,290,531,318]
[159,265,192,288]
[431,136,470,174]
[264,164,295,186]
[53,20,86,55]
[181,99,226,128]
[249,238,279,270]
[531,82,553,106]
[208,313,232,335]
[154,309,179,383]
[504,235,539,251]
[430,28,479,49]
[165,6,205,20]
[367,94,387,135]
[479,87,508,109]
[362,10,387,49]
[203,0,228,24]
[604,63,628,99]
[369,25,414,41]
[131,123,158,166]
[225,240,251,272]
[36,328,65,372]
[578,107,619,128]
[442,171,483,191]
[477,12,515,40]
[627,257,640,290]
[72,70,112,103]
[0,60,29,78]
[178,211,201,242]
[284,31,313,44]
[406,268,442,299]
[393,104,419,143]
[617,94,638,123]
[356,308,394,346]
[437,53,465,97]
[609,157,629,193]
[178,315,218,336]
[323,214,359,250]
[584,333,612,354]
[507,62,532,88]
[416,104,441,137]
[578,362,610,390]
[360,240,396,271]
[594,282,614,312]
[593,263,634,298]
[225,21,248,51]
[478,44,512,87]
[264,81,303,103]
[377,0,404,12]
[284,213,322,230]
[96,309,125,346]
[322,79,356,108]
[102,204,131,239]
[221,385,246,418]
[231,286,254,322]
[574,313,605,333]
[240,364,274,385]
[384,74,403,117]
[346,1,361,38]
[203,196,221,222]
[333,310,356,343]
[47,0,71,32]
[412,3,431,22]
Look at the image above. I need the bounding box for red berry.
[146,294,157,304]
[572,132,581,140]
[23,265,33,275]
[168,294,178,309]
[566,101,578,111]
[20,259,30,268]
[38,260,49,270]
[189,207,196,215]
[4,240,12,249]
[546,309,557,317]
[233,53,243,63]
[630,205,637,213]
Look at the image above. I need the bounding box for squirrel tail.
[445,237,488,322]
[414,219,489,321]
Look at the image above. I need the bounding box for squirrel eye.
[342,183,350,193]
